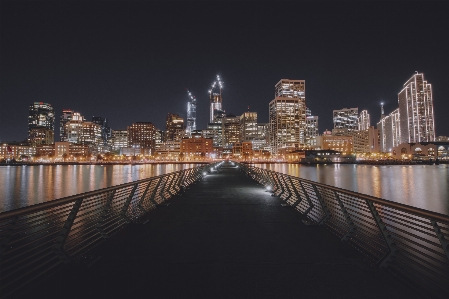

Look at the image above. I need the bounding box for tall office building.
[222,114,240,147]
[60,109,74,141]
[186,90,197,136]
[28,102,55,145]
[209,75,224,123]
[377,108,400,152]
[269,79,306,154]
[65,112,85,144]
[110,130,128,151]
[240,111,258,141]
[398,72,435,143]
[358,110,370,131]
[165,113,184,142]
[92,116,111,146]
[127,122,156,154]
[333,108,359,131]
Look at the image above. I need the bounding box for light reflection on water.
[256,163,449,215]
[0,164,198,212]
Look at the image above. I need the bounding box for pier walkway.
[24,162,420,299]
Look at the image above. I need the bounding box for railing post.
[53,198,84,263]
[299,181,314,218]
[312,184,332,225]
[287,177,303,207]
[159,175,170,202]
[365,200,396,268]
[275,173,288,198]
[137,180,153,214]
[120,183,138,223]
[334,191,356,241]
[431,219,449,262]
[96,189,116,239]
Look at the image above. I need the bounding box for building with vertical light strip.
[358,110,370,131]
[377,108,400,153]
[333,108,358,132]
[269,79,306,154]
[398,72,435,143]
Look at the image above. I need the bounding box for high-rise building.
[165,113,184,142]
[269,79,306,154]
[127,122,156,154]
[79,121,102,152]
[60,109,74,141]
[398,72,435,143]
[305,108,319,147]
[333,108,358,132]
[240,111,258,141]
[222,114,240,147]
[377,108,400,153]
[358,110,370,131]
[65,112,85,144]
[209,75,224,123]
[186,90,197,136]
[110,130,128,151]
[92,116,111,146]
[28,102,55,145]
[203,122,222,148]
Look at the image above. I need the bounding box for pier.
[1,162,448,298]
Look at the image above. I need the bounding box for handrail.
[0,163,215,298]
[239,163,449,298]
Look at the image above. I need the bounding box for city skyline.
[1,2,449,141]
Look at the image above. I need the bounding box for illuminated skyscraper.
[92,116,111,147]
[240,111,258,141]
[166,113,184,142]
[305,108,319,147]
[222,114,240,147]
[269,79,306,154]
[28,102,55,145]
[358,110,370,131]
[60,109,74,141]
[209,75,224,123]
[377,108,400,153]
[333,108,359,132]
[186,90,197,136]
[398,72,435,143]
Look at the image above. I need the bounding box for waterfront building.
[377,108,400,153]
[391,141,449,160]
[222,114,240,147]
[352,126,379,154]
[60,109,74,142]
[110,130,128,151]
[319,135,353,153]
[333,108,358,132]
[232,142,253,160]
[398,72,435,143]
[155,141,181,161]
[55,142,70,157]
[127,122,156,155]
[35,144,55,157]
[0,143,36,160]
[240,112,258,141]
[28,102,55,145]
[269,79,306,154]
[166,113,185,142]
[180,136,214,160]
[358,110,370,131]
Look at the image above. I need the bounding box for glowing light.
[203,172,207,176]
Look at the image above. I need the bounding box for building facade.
[28,102,55,145]
[240,112,258,141]
[269,79,306,154]
[166,113,184,142]
[358,110,370,131]
[377,108,401,153]
[222,114,240,147]
[333,108,358,132]
[127,122,156,154]
[398,72,435,143]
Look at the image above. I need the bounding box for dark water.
[255,163,449,216]
[0,164,199,212]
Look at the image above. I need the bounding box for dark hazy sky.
[1,1,448,142]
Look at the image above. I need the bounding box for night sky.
[1,1,448,142]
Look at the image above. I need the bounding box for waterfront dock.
[21,162,421,299]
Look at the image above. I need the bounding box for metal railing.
[240,163,449,298]
[0,164,212,297]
